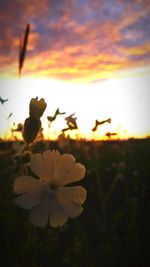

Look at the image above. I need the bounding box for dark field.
[0,138,150,267]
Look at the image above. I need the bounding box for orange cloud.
[0,0,150,82]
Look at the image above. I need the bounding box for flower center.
[49,182,58,191]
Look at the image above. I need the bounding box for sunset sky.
[0,0,150,140]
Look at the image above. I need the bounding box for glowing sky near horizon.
[0,74,149,140]
[0,0,150,140]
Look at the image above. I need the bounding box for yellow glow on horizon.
[0,72,150,141]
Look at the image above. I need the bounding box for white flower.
[14,150,87,228]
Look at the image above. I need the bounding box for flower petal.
[55,154,86,185]
[30,153,50,182]
[50,212,68,228]
[30,192,67,228]
[29,98,47,119]
[56,186,87,218]
[14,176,42,194]
[42,150,60,180]
[59,186,87,204]
[30,193,49,227]
[30,151,61,183]
[48,196,68,228]
[15,185,44,209]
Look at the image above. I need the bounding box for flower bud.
[29,98,47,119]
[23,117,41,144]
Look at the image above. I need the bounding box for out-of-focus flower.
[23,117,41,144]
[22,97,47,144]
[112,162,117,168]
[14,150,87,228]
[62,113,78,132]
[105,132,117,138]
[47,108,66,123]
[117,161,126,172]
[58,132,70,150]
[92,118,111,132]
[29,98,47,119]
[11,123,23,133]
[116,173,124,180]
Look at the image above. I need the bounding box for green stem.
[103,176,118,204]
[95,164,106,232]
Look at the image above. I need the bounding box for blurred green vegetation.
[0,138,150,267]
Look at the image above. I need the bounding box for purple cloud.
[0,0,150,81]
